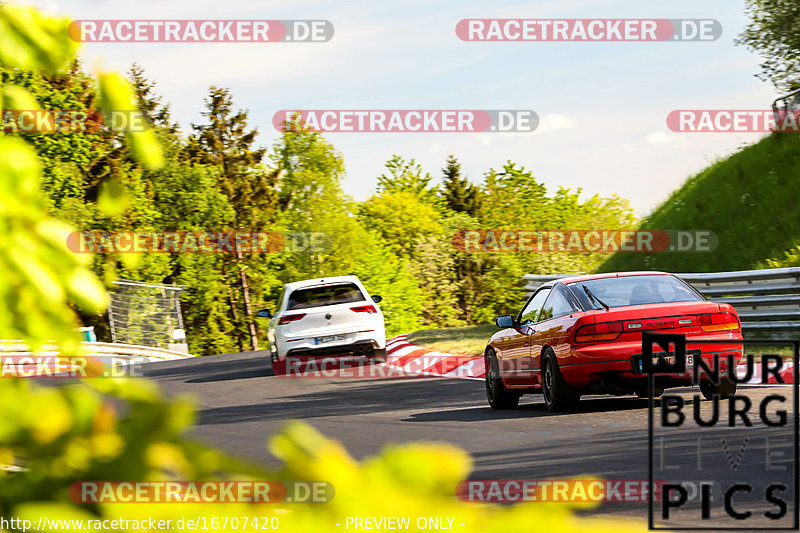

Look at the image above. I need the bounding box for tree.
[359,190,444,258]
[265,128,427,334]
[441,155,481,217]
[737,0,800,91]
[439,156,484,322]
[469,162,636,321]
[186,86,276,351]
[1,60,105,209]
[187,86,273,217]
[359,187,464,328]
[271,126,345,220]
[481,161,549,228]
[128,63,177,132]
[377,155,439,205]
[147,157,239,355]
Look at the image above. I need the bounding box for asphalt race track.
[141,352,799,529]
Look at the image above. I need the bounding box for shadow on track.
[402,395,653,422]
[141,351,273,382]
[196,378,484,425]
[186,367,273,383]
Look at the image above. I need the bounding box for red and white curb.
[385,335,485,380]
[737,361,794,385]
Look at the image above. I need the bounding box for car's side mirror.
[256,309,272,318]
[372,295,383,303]
[496,315,515,328]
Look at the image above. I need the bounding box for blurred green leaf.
[0,4,79,74]
[97,72,164,168]
[1,85,40,111]
[97,177,129,216]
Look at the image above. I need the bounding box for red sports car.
[485,271,743,412]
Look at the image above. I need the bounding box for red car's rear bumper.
[559,333,743,390]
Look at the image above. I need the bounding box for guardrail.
[521,267,800,338]
[0,340,194,364]
[772,87,800,124]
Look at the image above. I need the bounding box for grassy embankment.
[406,324,498,357]
[601,132,800,273]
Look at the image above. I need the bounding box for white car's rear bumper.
[276,328,386,358]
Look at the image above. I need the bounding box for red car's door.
[529,284,583,386]
[501,287,550,386]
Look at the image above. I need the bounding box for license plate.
[637,353,694,372]
[314,334,347,345]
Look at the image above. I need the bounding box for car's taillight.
[351,304,377,314]
[698,313,739,332]
[574,321,623,343]
[278,313,306,325]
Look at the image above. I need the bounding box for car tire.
[371,348,387,363]
[485,349,520,410]
[542,351,579,412]
[270,348,287,375]
[700,378,737,400]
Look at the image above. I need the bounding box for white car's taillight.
[350,304,377,314]
[278,313,306,325]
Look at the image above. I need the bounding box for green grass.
[406,323,499,357]
[740,343,795,359]
[601,132,800,273]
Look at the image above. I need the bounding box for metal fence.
[108,280,188,351]
[521,267,800,338]
[773,87,800,125]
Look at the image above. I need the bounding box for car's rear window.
[567,275,703,310]
[286,283,366,310]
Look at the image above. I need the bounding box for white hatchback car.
[258,276,387,363]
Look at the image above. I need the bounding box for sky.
[24,0,778,216]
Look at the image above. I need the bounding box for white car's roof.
[284,276,364,292]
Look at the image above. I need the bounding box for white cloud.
[644,131,686,145]
[534,113,576,135]
[15,0,61,14]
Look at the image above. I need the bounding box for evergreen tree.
[186,86,277,351]
[441,155,481,217]
[128,63,178,133]
[186,86,272,212]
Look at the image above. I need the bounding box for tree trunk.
[235,246,259,351]
[222,261,244,352]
